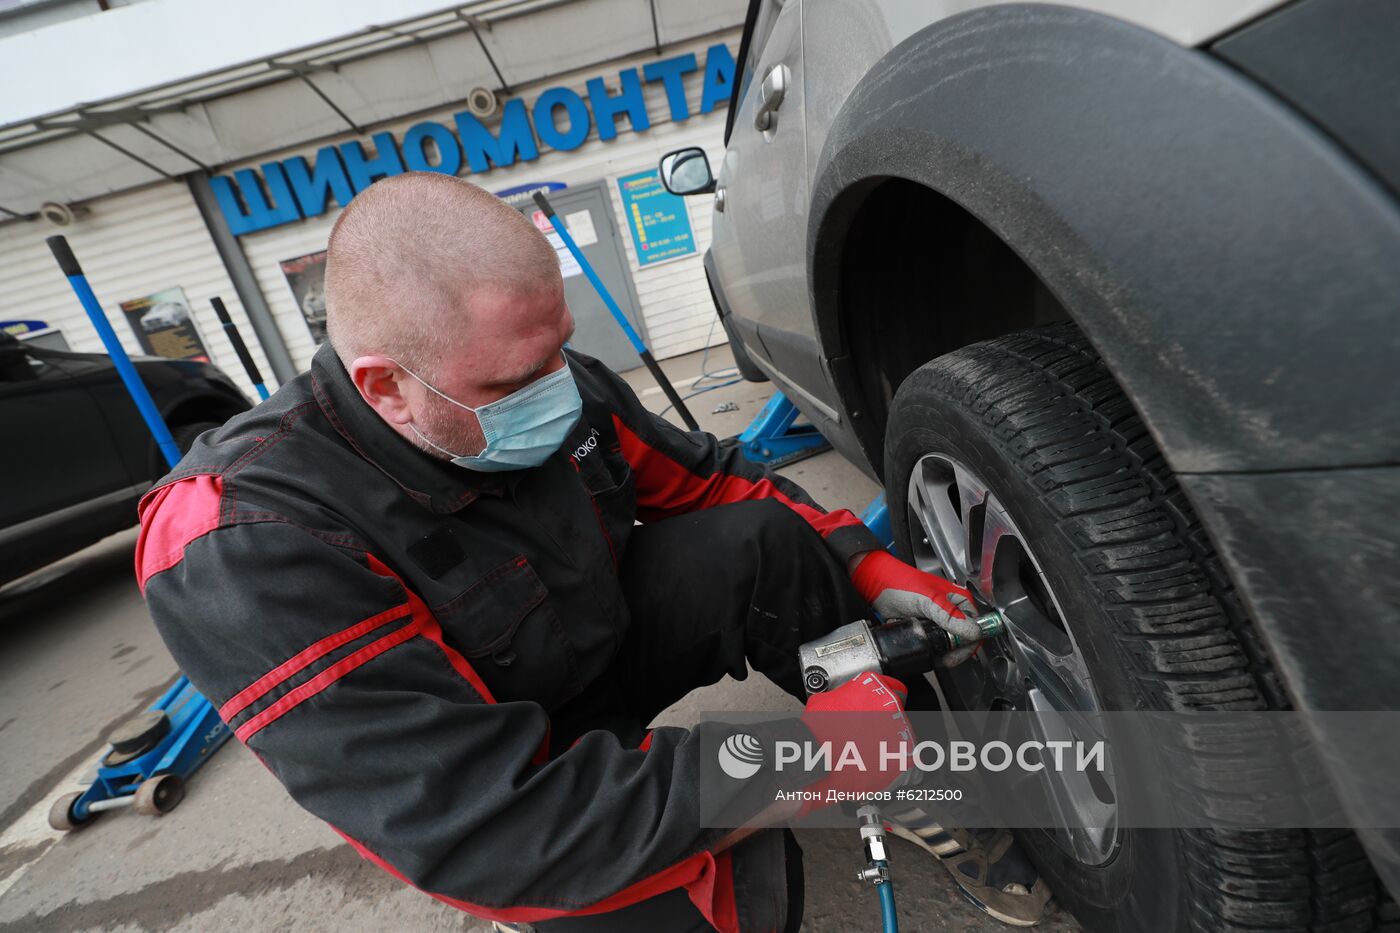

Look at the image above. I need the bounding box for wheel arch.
[807,3,1400,480]
[159,390,247,430]
[146,389,248,477]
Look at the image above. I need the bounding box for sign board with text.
[616,169,697,268]
[120,287,210,362]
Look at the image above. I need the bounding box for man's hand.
[715,673,912,836]
[850,550,981,666]
[800,672,911,804]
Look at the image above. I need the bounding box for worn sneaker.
[887,816,1052,926]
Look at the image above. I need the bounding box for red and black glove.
[851,550,981,666]
[798,672,912,808]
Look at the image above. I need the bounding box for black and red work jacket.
[136,343,880,931]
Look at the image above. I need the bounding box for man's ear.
[350,355,412,425]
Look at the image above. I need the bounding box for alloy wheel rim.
[906,452,1120,866]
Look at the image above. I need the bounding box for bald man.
[138,173,1049,931]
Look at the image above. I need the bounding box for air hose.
[876,861,898,933]
[856,807,899,932]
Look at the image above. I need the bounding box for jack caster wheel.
[132,773,185,816]
[48,791,94,832]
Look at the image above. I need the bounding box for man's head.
[325,172,574,459]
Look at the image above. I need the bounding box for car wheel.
[172,421,219,456]
[884,323,1384,932]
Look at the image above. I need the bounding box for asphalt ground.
[0,344,1081,932]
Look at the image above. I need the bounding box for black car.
[0,331,251,585]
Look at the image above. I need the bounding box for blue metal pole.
[47,235,184,469]
[535,195,646,353]
[45,237,229,827]
[531,192,701,432]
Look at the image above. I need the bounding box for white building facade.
[0,0,744,399]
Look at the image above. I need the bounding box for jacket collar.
[309,342,506,513]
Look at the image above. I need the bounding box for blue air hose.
[877,868,898,933]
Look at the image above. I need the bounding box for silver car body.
[708,0,1287,434]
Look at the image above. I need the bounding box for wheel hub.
[906,452,1120,866]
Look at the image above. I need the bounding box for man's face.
[403,282,576,458]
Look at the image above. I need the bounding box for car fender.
[807,3,1400,476]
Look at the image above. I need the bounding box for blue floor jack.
[46,236,231,831]
[49,679,229,829]
[735,393,897,546]
[860,494,894,549]
[731,391,831,468]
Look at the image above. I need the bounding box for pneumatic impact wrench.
[797,609,1007,933]
[798,610,1006,695]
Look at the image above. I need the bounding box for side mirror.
[659,147,715,196]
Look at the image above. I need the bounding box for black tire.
[884,323,1387,932]
[148,420,220,480]
[172,421,219,455]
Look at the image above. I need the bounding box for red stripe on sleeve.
[219,603,411,722]
[243,559,740,928]
[365,554,498,705]
[234,619,419,742]
[232,554,499,741]
[611,414,864,538]
[134,475,224,591]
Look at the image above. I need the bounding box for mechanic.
[137,172,1051,931]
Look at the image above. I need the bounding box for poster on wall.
[280,250,328,344]
[119,287,211,362]
[615,169,697,268]
[529,211,584,278]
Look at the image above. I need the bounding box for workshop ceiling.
[0,0,745,217]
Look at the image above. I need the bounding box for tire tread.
[888,323,1388,931]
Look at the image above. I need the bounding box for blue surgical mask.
[393,357,583,472]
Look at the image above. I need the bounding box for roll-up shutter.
[0,179,276,401]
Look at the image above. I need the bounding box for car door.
[708,0,844,420]
[0,335,134,531]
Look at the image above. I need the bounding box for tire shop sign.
[211,44,735,236]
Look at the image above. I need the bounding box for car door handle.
[714,184,726,213]
[753,64,789,133]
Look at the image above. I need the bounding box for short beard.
[408,400,485,461]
